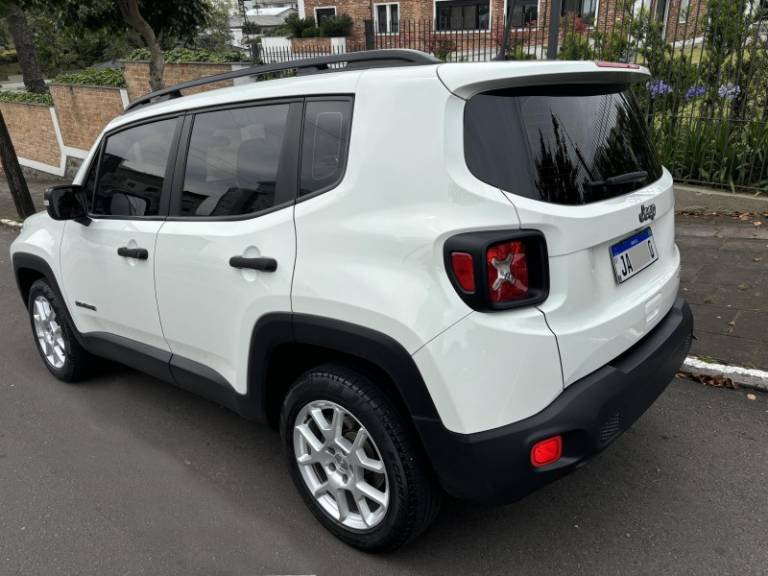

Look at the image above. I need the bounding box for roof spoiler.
[437,60,650,100]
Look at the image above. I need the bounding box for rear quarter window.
[464,84,662,205]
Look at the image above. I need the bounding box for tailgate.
[459,73,681,386]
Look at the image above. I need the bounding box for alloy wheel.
[293,400,389,530]
[32,295,67,369]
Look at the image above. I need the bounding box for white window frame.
[314,5,337,24]
[678,0,690,23]
[374,2,400,35]
[433,0,493,33]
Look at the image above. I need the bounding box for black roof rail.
[124,49,440,113]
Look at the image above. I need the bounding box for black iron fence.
[257,0,768,191]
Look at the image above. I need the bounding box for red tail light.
[444,230,549,311]
[450,252,476,293]
[531,435,562,468]
[486,240,529,303]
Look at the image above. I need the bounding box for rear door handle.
[117,247,149,260]
[229,256,278,272]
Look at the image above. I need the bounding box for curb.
[674,185,768,214]
[0,218,22,229]
[682,356,768,393]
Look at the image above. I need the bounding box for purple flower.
[647,79,673,99]
[684,85,705,101]
[718,83,741,100]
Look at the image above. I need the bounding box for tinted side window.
[92,119,177,217]
[464,85,662,205]
[300,100,352,197]
[180,104,290,217]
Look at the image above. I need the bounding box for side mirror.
[44,185,88,222]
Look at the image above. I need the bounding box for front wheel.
[280,364,441,551]
[27,279,87,382]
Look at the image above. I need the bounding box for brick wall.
[304,0,376,42]
[50,84,125,152]
[123,61,235,101]
[292,37,333,52]
[665,0,707,43]
[0,102,60,168]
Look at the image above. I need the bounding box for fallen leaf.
[728,320,736,327]
[754,221,763,226]
[755,257,763,262]
[747,393,756,401]
[738,283,750,290]
[695,373,737,389]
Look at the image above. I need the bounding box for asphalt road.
[1,225,767,576]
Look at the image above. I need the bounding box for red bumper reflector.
[531,435,562,468]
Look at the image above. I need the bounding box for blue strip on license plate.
[610,227,652,257]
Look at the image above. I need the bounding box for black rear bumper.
[417,297,693,503]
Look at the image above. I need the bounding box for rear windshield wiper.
[585,170,649,188]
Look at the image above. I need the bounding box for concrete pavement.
[2,227,768,575]
[678,213,768,369]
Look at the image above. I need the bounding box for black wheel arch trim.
[12,252,63,307]
[247,312,443,424]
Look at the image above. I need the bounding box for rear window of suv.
[464,84,662,205]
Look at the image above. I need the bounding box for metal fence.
[257,0,768,192]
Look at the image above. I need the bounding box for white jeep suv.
[11,50,693,551]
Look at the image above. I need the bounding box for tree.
[117,0,165,91]
[3,2,46,93]
[44,0,213,91]
[0,109,35,219]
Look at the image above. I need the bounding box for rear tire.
[280,363,441,552]
[27,279,87,382]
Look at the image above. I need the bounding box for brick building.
[297,0,707,48]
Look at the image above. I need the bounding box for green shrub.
[301,26,322,38]
[558,33,593,60]
[124,47,244,63]
[0,90,53,106]
[284,14,317,38]
[319,14,354,37]
[54,68,126,87]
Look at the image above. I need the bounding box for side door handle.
[229,256,278,272]
[117,247,149,260]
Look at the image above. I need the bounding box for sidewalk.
[678,212,768,369]
[0,174,65,219]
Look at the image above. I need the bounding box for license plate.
[610,227,658,284]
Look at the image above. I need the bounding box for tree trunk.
[117,0,165,91]
[5,2,48,94]
[0,109,35,219]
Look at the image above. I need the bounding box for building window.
[678,0,690,22]
[435,0,490,31]
[561,0,597,25]
[375,3,400,33]
[314,6,337,24]
[510,0,538,27]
